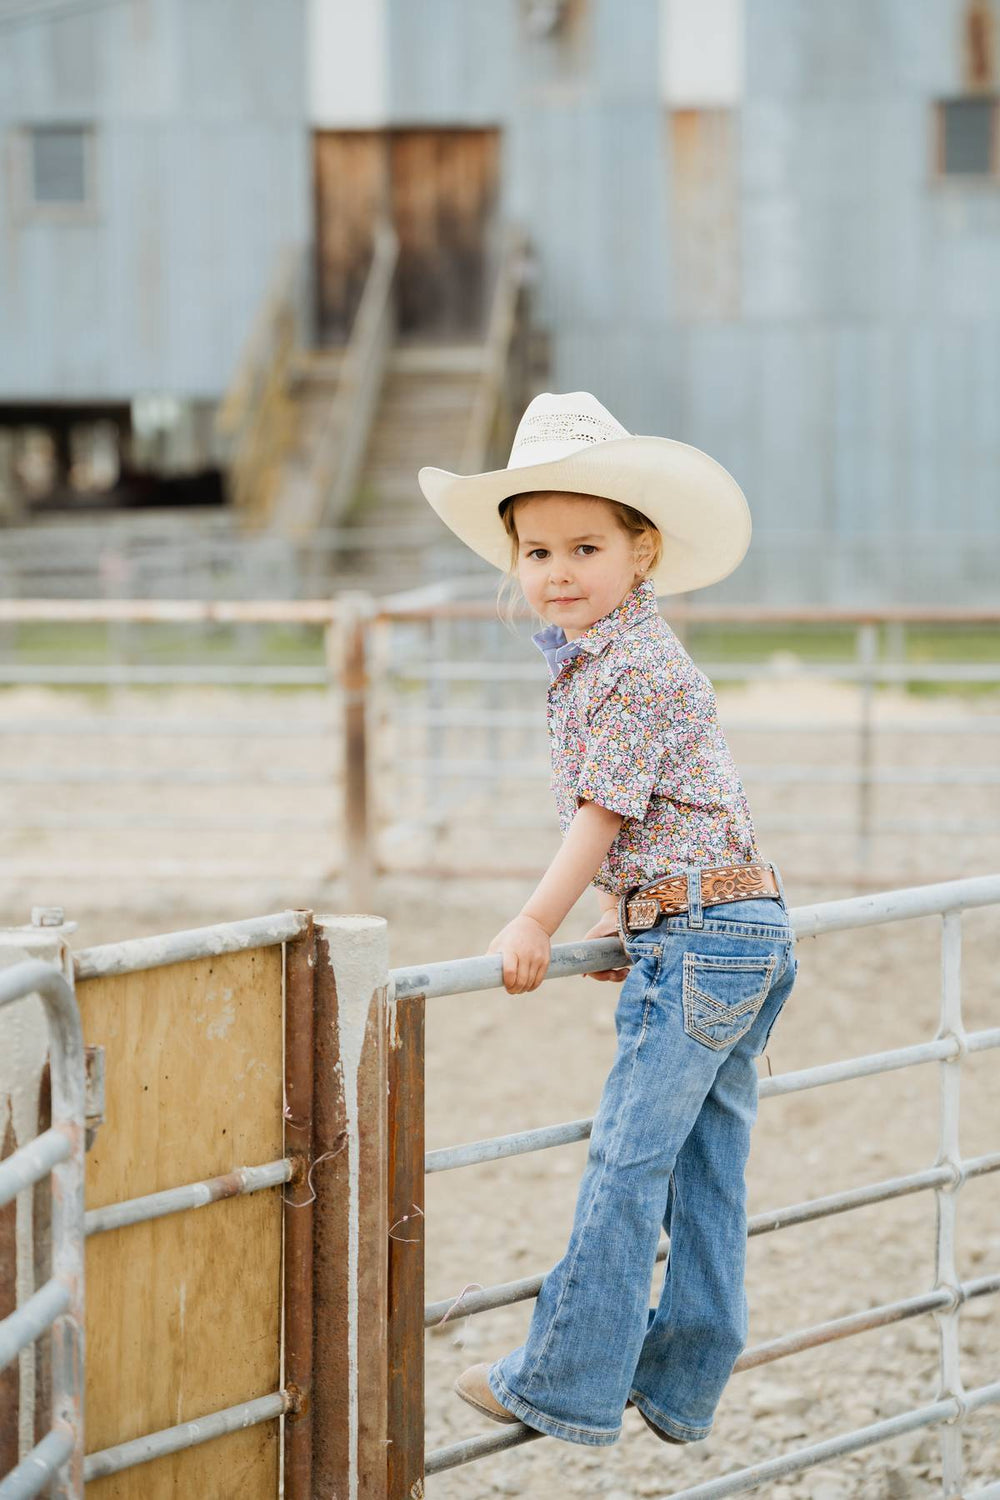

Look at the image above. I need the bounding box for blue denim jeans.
[488,861,798,1446]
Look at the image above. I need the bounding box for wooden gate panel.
[78,946,284,1498]
[313,127,500,339]
[314,130,388,341]
[389,129,500,336]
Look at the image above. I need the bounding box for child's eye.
[525,545,598,560]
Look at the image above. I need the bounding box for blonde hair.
[495,489,663,630]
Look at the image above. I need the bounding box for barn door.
[313,127,500,341]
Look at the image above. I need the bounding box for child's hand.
[487,914,552,994]
[581,909,632,982]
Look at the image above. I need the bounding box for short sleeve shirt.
[531,577,763,896]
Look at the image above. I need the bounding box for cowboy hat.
[416,390,751,596]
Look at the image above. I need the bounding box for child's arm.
[521,800,623,933]
[486,799,623,993]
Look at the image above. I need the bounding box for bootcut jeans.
[488,860,799,1446]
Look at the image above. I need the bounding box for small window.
[30,125,91,204]
[936,96,998,176]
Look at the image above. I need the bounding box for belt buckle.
[627,898,660,930]
[617,886,659,946]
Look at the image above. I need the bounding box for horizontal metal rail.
[84,1158,293,1236]
[388,756,1000,787]
[425,1380,1000,1486]
[0,1124,73,1207]
[424,1030,1000,1173]
[0,1278,71,1371]
[0,666,328,685]
[391,708,1000,735]
[74,908,310,979]
[4,598,1000,625]
[0,716,335,737]
[83,1391,292,1481]
[6,812,327,832]
[0,1425,75,1500]
[383,810,1000,840]
[0,862,334,885]
[384,659,1000,684]
[0,767,334,787]
[741,1273,1000,1372]
[390,875,1000,1002]
[9,708,996,739]
[424,1152,1000,1323]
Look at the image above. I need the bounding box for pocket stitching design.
[681,951,777,1051]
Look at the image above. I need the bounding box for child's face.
[513,492,650,639]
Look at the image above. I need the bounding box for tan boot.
[626,1398,688,1444]
[454,1362,521,1425]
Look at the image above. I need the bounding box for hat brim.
[417,435,751,596]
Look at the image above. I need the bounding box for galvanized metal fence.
[0,599,998,911]
[386,872,1000,1496]
[0,908,381,1498]
[2,873,998,1495]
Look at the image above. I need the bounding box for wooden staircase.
[269,344,488,595]
[218,224,538,599]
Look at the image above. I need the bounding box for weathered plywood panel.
[313,126,499,340]
[314,129,388,340]
[389,128,500,335]
[78,946,284,1499]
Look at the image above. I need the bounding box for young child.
[417,391,799,1449]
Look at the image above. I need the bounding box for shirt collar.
[530,577,659,679]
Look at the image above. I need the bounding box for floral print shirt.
[531,576,763,896]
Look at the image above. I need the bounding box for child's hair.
[495,489,663,630]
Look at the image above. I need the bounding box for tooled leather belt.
[616,862,781,946]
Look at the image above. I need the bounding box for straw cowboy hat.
[416,390,752,596]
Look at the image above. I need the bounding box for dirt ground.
[35,678,1000,1497]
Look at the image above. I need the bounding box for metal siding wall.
[0,0,309,401]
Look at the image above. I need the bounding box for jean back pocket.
[682,950,778,1051]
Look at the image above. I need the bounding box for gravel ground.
[24,677,1000,1498]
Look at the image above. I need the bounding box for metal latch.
[85,1044,105,1152]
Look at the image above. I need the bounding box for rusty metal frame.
[0,958,85,1500]
[282,916,316,1500]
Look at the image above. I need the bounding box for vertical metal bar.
[428,617,447,842]
[0,959,87,1499]
[368,615,392,875]
[856,622,877,874]
[386,981,425,1500]
[31,1065,51,1457]
[0,1104,18,1476]
[934,909,967,1497]
[331,596,374,913]
[311,915,390,1499]
[283,917,316,1500]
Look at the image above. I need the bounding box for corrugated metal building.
[2,0,997,600]
[312,0,999,602]
[0,0,309,397]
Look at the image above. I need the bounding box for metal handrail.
[214,244,309,526]
[461,221,532,474]
[306,218,399,535]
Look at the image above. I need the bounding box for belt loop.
[769,859,787,909]
[686,865,704,928]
